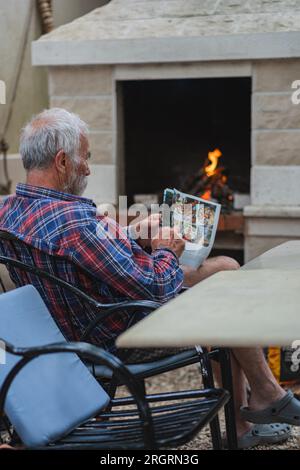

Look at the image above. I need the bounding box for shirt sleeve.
[71,216,183,303]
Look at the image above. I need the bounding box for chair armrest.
[81,299,161,341]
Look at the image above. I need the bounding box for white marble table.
[117,242,300,349]
[241,241,300,271]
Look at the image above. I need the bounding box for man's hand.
[151,227,185,259]
[130,213,161,248]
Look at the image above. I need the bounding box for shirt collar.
[16,183,96,207]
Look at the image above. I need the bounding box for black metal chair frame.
[0,340,229,450]
[0,230,237,449]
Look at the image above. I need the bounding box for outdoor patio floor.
[116,363,300,450]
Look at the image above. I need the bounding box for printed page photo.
[163,189,221,268]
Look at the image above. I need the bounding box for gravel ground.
[117,364,300,450]
[2,364,298,450]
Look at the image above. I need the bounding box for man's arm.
[127,213,161,248]
[72,218,185,303]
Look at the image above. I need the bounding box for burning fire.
[200,148,223,200]
[205,148,222,177]
[199,148,233,207]
[200,189,211,200]
[183,147,233,209]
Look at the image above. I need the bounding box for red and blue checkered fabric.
[0,183,183,352]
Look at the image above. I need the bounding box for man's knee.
[214,256,240,271]
[200,256,240,278]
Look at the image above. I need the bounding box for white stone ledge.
[245,218,300,237]
[32,32,300,66]
[244,206,300,218]
[51,95,112,100]
[114,61,252,80]
[253,91,294,96]
[252,129,300,133]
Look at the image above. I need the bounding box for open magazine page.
[163,188,221,269]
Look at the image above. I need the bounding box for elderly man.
[0,108,299,449]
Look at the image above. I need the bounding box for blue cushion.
[0,285,110,448]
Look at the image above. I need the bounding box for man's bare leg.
[213,353,253,437]
[231,347,286,411]
[182,256,240,287]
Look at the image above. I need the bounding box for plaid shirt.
[0,183,183,352]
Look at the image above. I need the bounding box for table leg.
[219,348,238,450]
[200,348,222,450]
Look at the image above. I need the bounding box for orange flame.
[201,189,212,200]
[204,148,222,177]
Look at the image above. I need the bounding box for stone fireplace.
[32,0,300,261]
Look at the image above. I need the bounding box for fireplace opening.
[122,77,251,210]
[120,76,251,264]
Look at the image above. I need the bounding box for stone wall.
[49,66,116,204]
[252,59,300,196]
[244,58,300,261]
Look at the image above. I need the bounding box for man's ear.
[54,149,68,174]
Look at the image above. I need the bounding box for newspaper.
[162,188,221,269]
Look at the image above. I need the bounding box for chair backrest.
[0,285,110,448]
[0,230,109,345]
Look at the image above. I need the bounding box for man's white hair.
[20,108,89,171]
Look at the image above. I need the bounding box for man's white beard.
[65,170,88,196]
